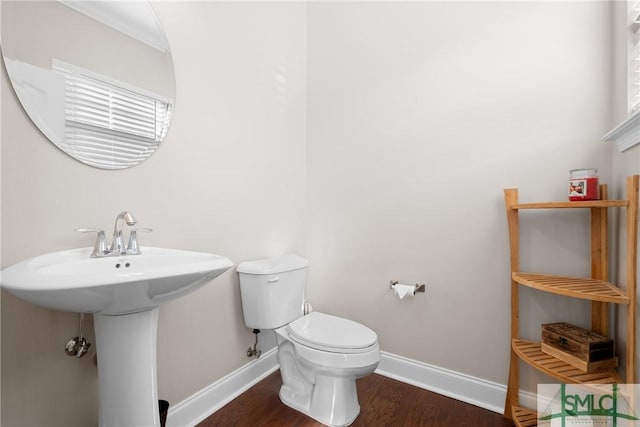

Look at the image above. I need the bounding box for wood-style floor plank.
[197,372,515,427]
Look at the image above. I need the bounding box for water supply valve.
[247,329,261,359]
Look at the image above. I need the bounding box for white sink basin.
[1,246,233,427]
[1,246,233,314]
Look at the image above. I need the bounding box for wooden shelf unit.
[503,175,639,427]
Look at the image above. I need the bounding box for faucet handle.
[127,228,152,255]
[76,228,109,257]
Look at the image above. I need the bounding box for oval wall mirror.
[1,1,176,170]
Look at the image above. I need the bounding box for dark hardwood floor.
[197,371,515,427]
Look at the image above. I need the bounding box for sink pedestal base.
[94,308,161,427]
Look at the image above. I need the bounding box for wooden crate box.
[541,322,617,373]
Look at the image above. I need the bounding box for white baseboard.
[376,351,537,414]
[375,351,506,413]
[167,348,535,426]
[166,348,279,427]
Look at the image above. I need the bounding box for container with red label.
[568,168,599,201]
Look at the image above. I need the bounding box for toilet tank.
[237,255,309,330]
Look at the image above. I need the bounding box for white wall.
[1,2,306,426]
[305,0,612,391]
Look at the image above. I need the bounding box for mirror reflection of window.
[1,1,175,169]
[53,60,173,169]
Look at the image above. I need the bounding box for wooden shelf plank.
[513,200,628,209]
[511,406,538,427]
[513,272,629,304]
[512,339,622,384]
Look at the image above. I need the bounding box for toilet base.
[279,373,361,427]
[273,314,380,427]
[276,333,379,427]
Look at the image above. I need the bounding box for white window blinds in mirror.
[52,60,173,169]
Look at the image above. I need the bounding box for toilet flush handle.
[267,276,280,283]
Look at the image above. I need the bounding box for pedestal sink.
[1,246,233,427]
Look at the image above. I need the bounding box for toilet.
[237,255,380,427]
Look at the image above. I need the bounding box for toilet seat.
[287,312,378,354]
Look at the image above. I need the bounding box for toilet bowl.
[276,312,379,426]
[236,255,380,427]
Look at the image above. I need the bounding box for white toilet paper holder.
[389,280,426,293]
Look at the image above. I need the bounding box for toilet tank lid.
[236,254,308,275]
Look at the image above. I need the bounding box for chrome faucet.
[110,211,137,255]
[77,211,151,258]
